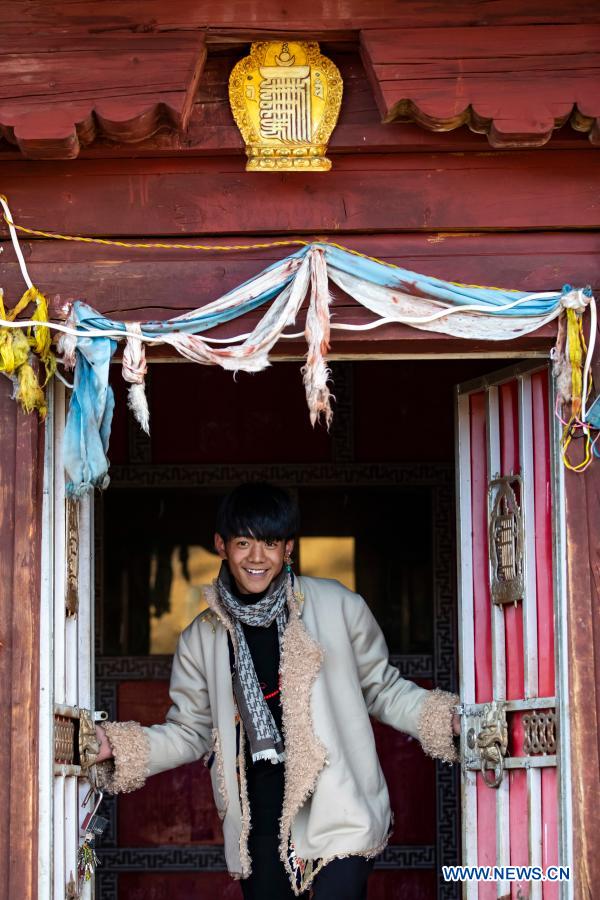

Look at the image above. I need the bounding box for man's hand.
[95,724,113,763]
[451,712,461,736]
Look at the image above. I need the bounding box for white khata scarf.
[216,562,289,764]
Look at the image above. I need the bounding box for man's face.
[214,534,294,595]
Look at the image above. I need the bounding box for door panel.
[456,364,567,900]
[41,382,97,899]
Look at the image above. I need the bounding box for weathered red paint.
[1,232,598,324]
[361,25,600,148]
[0,4,599,896]
[2,151,600,236]
[529,371,560,896]
[497,380,528,892]
[470,392,493,705]
[564,329,600,896]
[0,378,44,900]
[468,390,497,894]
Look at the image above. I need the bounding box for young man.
[95,482,460,899]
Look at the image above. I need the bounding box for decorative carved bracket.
[361,25,600,149]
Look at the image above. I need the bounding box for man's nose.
[248,541,266,561]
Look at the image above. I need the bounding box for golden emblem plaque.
[229,41,343,171]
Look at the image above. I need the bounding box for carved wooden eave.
[360,25,600,148]
[0,33,207,159]
[1,21,600,159]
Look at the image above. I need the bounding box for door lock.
[462,700,508,789]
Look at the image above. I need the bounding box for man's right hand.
[95,724,113,763]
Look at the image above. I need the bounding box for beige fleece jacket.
[98,576,458,895]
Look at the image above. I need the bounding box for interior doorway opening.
[94,356,514,900]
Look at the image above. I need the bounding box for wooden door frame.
[34,349,594,898]
[0,371,44,900]
[93,355,468,900]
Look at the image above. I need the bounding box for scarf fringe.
[252,748,287,764]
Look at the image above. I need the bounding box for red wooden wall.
[564,349,600,898]
[0,377,44,899]
[1,3,600,897]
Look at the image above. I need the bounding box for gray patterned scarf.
[216,562,289,764]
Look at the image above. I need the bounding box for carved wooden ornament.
[229,41,342,171]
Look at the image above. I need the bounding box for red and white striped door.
[455,363,572,900]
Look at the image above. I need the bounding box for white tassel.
[302,248,334,427]
[127,382,150,434]
[122,322,150,433]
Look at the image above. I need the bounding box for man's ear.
[214,533,228,559]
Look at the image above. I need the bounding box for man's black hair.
[215,482,299,542]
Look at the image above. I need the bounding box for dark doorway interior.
[101,484,433,658]
[95,357,503,900]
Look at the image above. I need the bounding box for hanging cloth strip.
[0,194,57,414]
[58,248,595,493]
[121,322,149,434]
[57,252,311,493]
[62,310,117,496]
[0,196,597,491]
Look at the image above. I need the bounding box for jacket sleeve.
[97,628,212,794]
[346,592,459,763]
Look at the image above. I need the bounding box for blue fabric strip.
[73,286,287,337]
[63,306,117,496]
[141,247,307,335]
[319,245,562,316]
[63,243,572,495]
[72,248,309,339]
[140,281,291,336]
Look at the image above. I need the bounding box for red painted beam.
[1,232,597,323]
[3,1,599,34]
[2,150,600,236]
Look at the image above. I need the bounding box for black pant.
[240,835,294,900]
[240,834,374,900]
[312,855,374,899]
